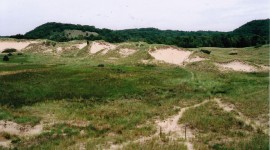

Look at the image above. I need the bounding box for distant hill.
[11,19,270,48]
[233,19,269,36]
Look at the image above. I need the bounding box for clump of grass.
[124,137,187,150]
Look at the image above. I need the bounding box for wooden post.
[185,125,187,140]
[160,126,162,138]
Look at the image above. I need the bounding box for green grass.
[0,41,268,149]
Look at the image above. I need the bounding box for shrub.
[200,49,211,54]
[2,48,17,53]
[8,53,13,56]
[97,64,105,67]
[3,55,9,61]
[17,53,23,55]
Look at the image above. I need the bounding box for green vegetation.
[10,19,269,48]
[0,40,268,149]
[2,48,17,53]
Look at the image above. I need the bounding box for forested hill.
[11,19,270,48]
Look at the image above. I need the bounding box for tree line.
[10,19,269,48]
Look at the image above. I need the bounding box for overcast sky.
[0,0,269,35]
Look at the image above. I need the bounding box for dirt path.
[108,100,211,150]
[214,98,268,134]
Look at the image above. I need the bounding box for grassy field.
[0,40,269,149]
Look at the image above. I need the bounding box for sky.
[0,0,269,35]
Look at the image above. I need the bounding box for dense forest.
[10,19,269,48]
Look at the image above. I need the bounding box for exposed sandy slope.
[89,42,116,54]
[0,41,37,52]
[119,48,137,57]
[75,43,87,49]
[149,48,192,65]
[0,121,42,137]
[216,61,257,72]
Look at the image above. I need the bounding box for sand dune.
[216,61,257,72]
[0,41,38,52]
[89,42,116,54]
[149,48,192,65]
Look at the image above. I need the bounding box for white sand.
[149,48,192,65]
[119,48,136,57]
[216,61,257,72]
[89,42,116,54]
[0,120,42,136]
[0,41,37,52]
[56,47,63,53]
[75,43,87,49]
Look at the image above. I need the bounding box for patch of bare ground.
[213,98,268,134]
[106,98,268,150]
[0,121,42,137]
[0,41,38,52]
[149,48,192,65]
[89,41,116,54]
[107,100,211,150]
[215,61,259,72]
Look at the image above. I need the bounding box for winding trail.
[213,98,268,134]
[107,98,268,150]
[108,100,211,150]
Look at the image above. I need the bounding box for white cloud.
[0,0,269,35]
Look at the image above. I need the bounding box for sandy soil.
[216,61,257,72]
[56,47,63,53]
[0,121,43,137]
[214,99,268,134]
[89,42,116,54]
[108,100,210,150]
[119,48,137,57]
[149,48,192,65]
[0,41,37,52]
[75,43,87,49]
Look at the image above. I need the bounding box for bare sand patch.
[0,121,42,137]
[216,61,257,72]
[119,48,136,57]
[56,47,63,53]
[75,43,87,49]
[149,48,192,65]
[89,42,116,54]
[0,41,37,52]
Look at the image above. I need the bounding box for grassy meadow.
[0,40,269,150]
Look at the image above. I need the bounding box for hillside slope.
[12,19,270,48]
